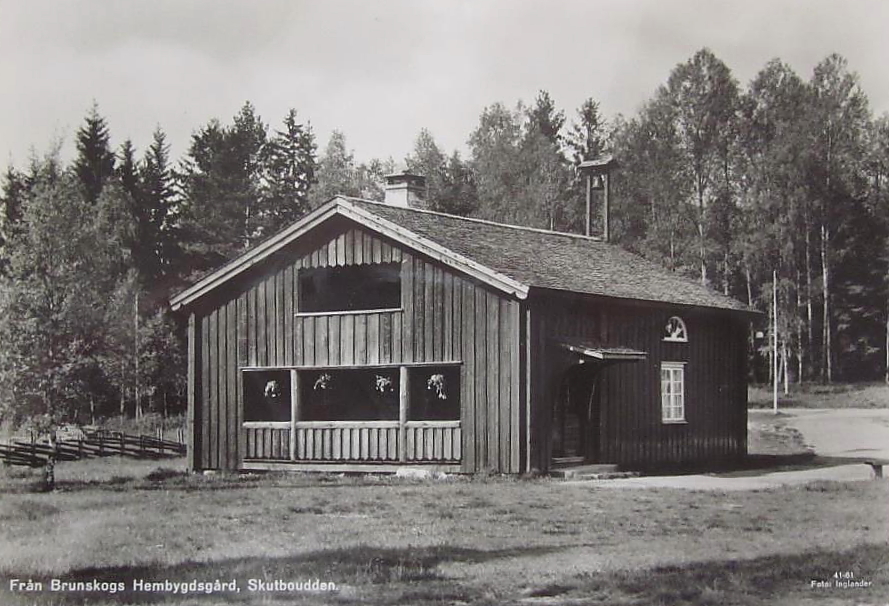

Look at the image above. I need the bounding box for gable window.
[660,362,686,423]
[298,262,401,313]
[663,316,688,342]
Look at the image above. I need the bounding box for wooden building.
[170,172,754,474]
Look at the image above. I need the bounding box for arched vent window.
[663,316,688,342]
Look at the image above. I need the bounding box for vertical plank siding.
[529,292,747,471]
[193,220,522,473]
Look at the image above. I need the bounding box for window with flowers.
[299,368,400,421]
[409,366,461,421]
[244,370,291,421]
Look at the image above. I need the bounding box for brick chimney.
[577,155,617,241]
[384,171,426,208]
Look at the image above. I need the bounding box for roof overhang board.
[559,341,647,362]
[531,286,760,317]
[170,197,530,311]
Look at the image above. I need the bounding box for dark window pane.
[298,262,401,312]
[410,366,461,421]
[244,371,291,421]
[300,368,400,421]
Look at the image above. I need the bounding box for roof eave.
[528,285,759,316]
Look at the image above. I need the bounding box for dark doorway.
[552,363,601,463]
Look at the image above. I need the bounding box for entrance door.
[552,364,600,463]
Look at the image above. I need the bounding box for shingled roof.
[171,196,753,313]
[343,198,751,313]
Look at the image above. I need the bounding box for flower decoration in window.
[374,374,393,394]
[663,316,688,342]
[264,380,281,399]
[313,372,332,391]
[427,373,447,399]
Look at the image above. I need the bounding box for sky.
[2,0,889,168]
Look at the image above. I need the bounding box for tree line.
[1,48,887,428]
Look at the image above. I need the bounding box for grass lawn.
[1,453,887,606]
[749,381,889,409]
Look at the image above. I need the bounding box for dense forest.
[1,48,887,428]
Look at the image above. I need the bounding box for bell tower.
[577,155,617,241]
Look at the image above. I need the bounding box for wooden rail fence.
[0,429,186,468]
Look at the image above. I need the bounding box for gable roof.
[170,196,753,314]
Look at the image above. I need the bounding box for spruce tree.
[526,90,565,146]
[140,127,177,289]
[178,103,270,276]
[309,130,361,207]
[74,103,116,205]
[0,166,27,275]
[567,98,607,164]
[264,109,317,232]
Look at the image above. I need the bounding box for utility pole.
[773,270,779,415]
[134,290,140,420]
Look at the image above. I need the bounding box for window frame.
[296,262,403,315]
[663,316,688,343]
[298,366,401,422]
[242,369,292,423]
[660,361,687,424]
[408,365,462,421]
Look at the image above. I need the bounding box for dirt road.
[777,408,889,460]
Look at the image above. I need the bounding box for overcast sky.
[2,0,889,168]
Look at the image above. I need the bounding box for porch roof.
[558,340,648,361]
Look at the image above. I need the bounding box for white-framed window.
[663,316,688,342]
[660,362,686,423]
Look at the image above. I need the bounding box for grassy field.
[749,381,889,409]
[1,452,887,606]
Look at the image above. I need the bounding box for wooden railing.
[294,421,400,461]
[243,420,460,464]
[404,421,461,462]
[243,422,290,460]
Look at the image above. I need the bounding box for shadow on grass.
[628,451,881,478]
[3,542,886,605]
[3,469,428,495]
[531,543,889,606]
[0,544,565,605]
[713,453,884,478]
[628,452,818,477]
